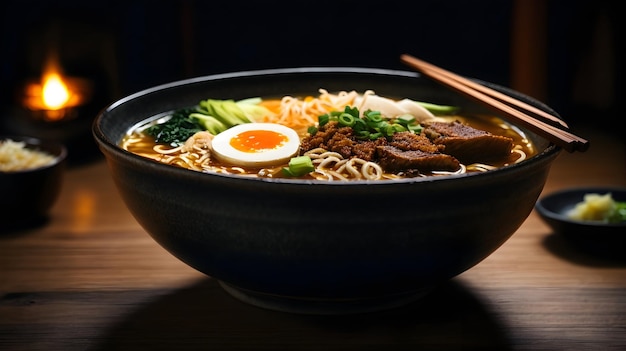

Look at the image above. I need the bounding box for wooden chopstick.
[400,54,589,153]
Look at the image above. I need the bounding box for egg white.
[211,123,300,168]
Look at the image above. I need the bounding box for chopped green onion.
[363,111,385,129]
[382,124,397,137]
[282,156,315,177]
[396,114,416,126]
[408,124,423,133]
[318,114,330,126]
[338,113,356,127]
[369,132,382,140]
[312,104,426,143]
[391,123,407,133]
[343,105,359,118]
[355,130,370,140]
[352,118,367,132]
[364,110,382,123]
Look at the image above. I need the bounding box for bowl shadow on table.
[91,278,513,351]
[542,231,626,266]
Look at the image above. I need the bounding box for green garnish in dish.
[413,100,459,115]
[145,108,204,147]
[567,193,626,224]
[311,106,423,141]
[608,202,626,223]
[145,98,272,146]
[282,155,314,177]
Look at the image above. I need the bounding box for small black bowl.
[535,187,626,258]
[1,135,67,231]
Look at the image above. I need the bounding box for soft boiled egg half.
[211,123,300,168]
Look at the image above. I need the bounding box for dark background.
[0,0,622,135]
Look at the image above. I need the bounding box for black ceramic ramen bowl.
[93,67,561,314]
[1,134,67,231]
[535,187,626,258]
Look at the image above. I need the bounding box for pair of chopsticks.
[400,54,589,153]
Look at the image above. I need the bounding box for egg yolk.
[230,130,288,153]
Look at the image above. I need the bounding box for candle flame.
[42,72,71,110]
[21,51,92,122]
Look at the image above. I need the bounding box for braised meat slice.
[352,140,385,161]
[376,145,460,173]
[388,131,445,153]
[422,120,514,163]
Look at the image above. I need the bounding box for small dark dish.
[93,67,562,314]
[536,187,626,257]
[0,135,67,230]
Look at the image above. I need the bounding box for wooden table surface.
[1,126,625,351]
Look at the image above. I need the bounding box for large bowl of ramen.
[93,67,561,314]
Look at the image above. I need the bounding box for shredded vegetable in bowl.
[0,139,56,172]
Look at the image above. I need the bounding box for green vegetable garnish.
[189,113,227,135]
[282,155,314,177]
[144,97,275,147]
[236,97,272,120]
[318,113,330,127]
[607,202,626,223]
[309,106,424,141]
[338,113,356,127]
[413,101,459,115]
[199,99,252,127]
[145,108,204,146]
[396,114,416,126]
